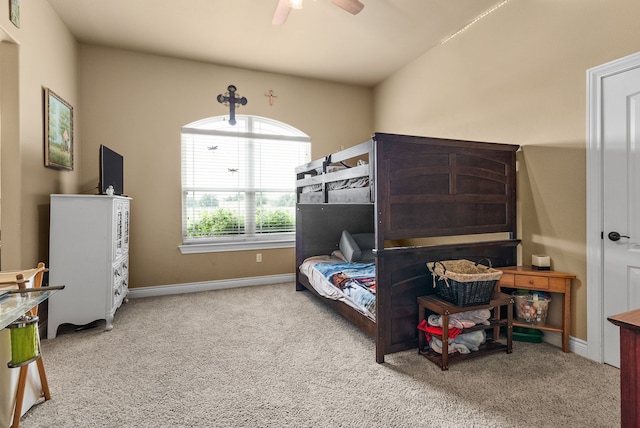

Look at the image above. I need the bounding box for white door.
[602,65,640,368]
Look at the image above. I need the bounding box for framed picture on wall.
[9,0,20,28]
[44,88,74,170]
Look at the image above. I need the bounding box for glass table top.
[0,289,61,330]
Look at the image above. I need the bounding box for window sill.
[179,238,295,254]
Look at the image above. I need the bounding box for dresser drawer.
[111,258,129,308]
[514,274,549,290]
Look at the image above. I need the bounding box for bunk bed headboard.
[372,133,519,248]
[296,204,374,264]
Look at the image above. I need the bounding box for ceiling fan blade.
[272,0,292,25]
[330,0,364,15]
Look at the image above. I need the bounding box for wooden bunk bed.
[295,132,520,363]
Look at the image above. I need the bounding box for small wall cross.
[217,85,247,126]
[265,89,278,106]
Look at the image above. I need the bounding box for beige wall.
[77,45,373,288]
[6,0,640,343]
[374,0,640,340]
[0,0,78,270]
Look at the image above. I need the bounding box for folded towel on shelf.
[429,330,487,355]
[427,308,492,330]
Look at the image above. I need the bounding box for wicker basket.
[427,259,503,307]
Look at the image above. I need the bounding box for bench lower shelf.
[419,338,511,369]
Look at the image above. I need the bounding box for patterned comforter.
[299,255,376,320]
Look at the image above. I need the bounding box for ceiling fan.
[272,0,365,25]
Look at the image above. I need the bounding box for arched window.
[180,115,310,253]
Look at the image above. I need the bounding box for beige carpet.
[20,283,620,427]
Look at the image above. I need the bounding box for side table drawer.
[514,275,549,290]
[499,273,515,287]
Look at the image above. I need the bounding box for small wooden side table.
[497,266,575,352]
[608,309,640,428]
[417,292,513,371]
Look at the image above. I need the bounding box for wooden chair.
[8,262,51,428]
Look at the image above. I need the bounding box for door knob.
[608,231,630,241]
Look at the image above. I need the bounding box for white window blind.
[181,115,310,251]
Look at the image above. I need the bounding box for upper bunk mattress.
[300,176,369,194]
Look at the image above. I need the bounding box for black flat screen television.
[99,145,124,196]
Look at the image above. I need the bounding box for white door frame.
[586,51,640,363]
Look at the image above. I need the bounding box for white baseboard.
[541,330,589,359]
[127,273,296,299]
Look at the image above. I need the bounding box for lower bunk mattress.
[299,255,376,321]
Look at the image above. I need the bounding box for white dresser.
[48,194,131,339]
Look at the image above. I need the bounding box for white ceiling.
[47,0,505,86]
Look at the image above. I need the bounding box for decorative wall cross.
[265,89,278,106]
[217,84,247,126]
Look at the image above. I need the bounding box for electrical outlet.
[256,253,262,263]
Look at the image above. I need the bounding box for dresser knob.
[529,280,534,285]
